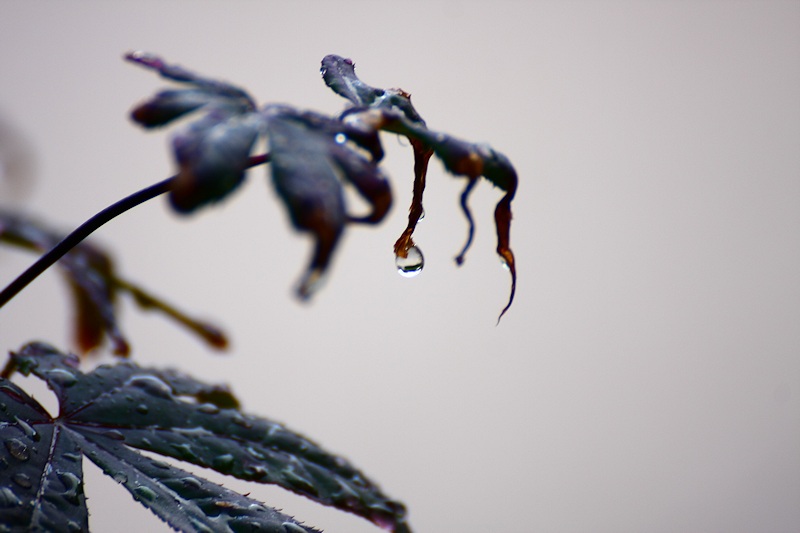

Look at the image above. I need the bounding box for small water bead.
[113,472,128,484]
[135,404,149,415]
[125,375,173,399]
[395,245,424,278]
[133,485,158,502]
[0,487,22,508]
[282,523,308,533]
[14,417,40,442]
[197,403,220,415]
[47,368,77,388]
[12,473,33,489]
[334,133,346,144]
[4,438,30,461]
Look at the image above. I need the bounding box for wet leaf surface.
[0,343,410,532]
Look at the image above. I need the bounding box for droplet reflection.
[395,245,424,278]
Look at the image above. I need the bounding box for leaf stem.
[0,154,270,311]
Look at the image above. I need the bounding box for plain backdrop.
[1,2,799,532]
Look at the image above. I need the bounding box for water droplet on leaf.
[14,417,40,442]
[47,368,78,388]
[113,472,128,484]
[213,453,235,472]
[395,245,424,277]
[125,375,173,399]
[135,404,149,415]
[197,403,220,415]
[0,487,22,507]
[133,485,157,502]
[104,430,125,441]
[282,523,308,533]
[4,438,30,461]
[12,473,32,488]
[334,133,346,144]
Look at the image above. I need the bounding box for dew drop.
[133,485,157,502]
[4,438,30,461]
[181,476,202,490]
[188,518,215,533]
[125,375,173,399]
[150,459,171,470]
[58,471,82,505]
[395,245,424,278]
[14,417,40,442]
[212,453,235,471]
[62,452,82,462]
[170,443,199,461]
[66,520,83,532]
[245,465,268,480]
[12,472,32,489]
[47,368,77,388]
[334,133,346,144]
[231,413,252,429]
[135,404,149,415]
[113,472,128,484]
[282,523,308,533]
[246,446,265,460]
[104,430,125,441]
[197,403,220,415]
[0,487,22,508]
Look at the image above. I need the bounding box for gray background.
[1,1,798,532]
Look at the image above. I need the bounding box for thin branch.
[0,154,270,310]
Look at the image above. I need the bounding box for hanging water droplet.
[125,375,173,399]
[12,472,32,489]
[133,485,157,502]
[47,368,77,388]
[150,459,171,470]
[500,257,510,271]
[395,245,424,278]
[113,472,128,484]
[62,452,81,462]
[4,438,30,461]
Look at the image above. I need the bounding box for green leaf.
[1,343,410,532]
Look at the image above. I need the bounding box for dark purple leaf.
[264,106,391,298]
[2,343,410,533]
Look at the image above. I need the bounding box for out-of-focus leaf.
[0,210,228,356]
[126,52,264,213]
[264,105,391,298]
[1,343,411,533]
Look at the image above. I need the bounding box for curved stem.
[0,177,172,309]
[0,154,271,310]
